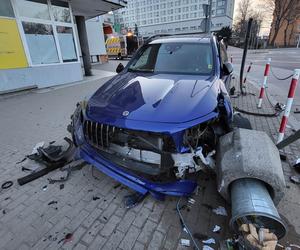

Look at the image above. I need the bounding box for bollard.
[230,55,233,63]
[243,62,253,84]
[258,58,271,108]
[277,69,300,143]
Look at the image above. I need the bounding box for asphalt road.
[228,46,300,127]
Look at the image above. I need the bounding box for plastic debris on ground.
[48,201,58,205]
[202,238,216,245]
[212,206,227,216]
[92,196,100,201]
[293,158,300,173]
[180,239,191,247]
[290,244,300,249]
[123,192,147,209]
[1,181,13,190]
[31,141,45,154]
[203,245,214,250]
[213,225,221,233]
[290,175,300,184]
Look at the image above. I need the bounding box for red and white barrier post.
[277,69,300,143]
[243,62,253,84]
[257,58,271,108]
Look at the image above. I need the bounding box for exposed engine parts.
[83,118,220,179]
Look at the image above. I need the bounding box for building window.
[0,0,15,18]
[217,1,225,7]
[216,9,225,15]
[22,22,59,64]
[56,26,77,62]
[16,0,51,20]
[51,0,71,22]
[16,0,78,66]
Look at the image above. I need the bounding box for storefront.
[0,0,126,93]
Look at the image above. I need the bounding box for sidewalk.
[0,62,299,250]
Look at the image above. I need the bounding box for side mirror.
[223,62,233,75]
[116,63,124,73]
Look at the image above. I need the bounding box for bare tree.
[233,0,252,39]
[234,0,263,46]
[269,0,299,46]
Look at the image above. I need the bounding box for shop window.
[56,26,77,62]
[0,0,15,18]
[51,0,71,23]
[16,0,50,20]
[22,21,59,64]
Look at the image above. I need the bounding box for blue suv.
[70,35,233,200]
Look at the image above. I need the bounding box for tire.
[233,113,252,129]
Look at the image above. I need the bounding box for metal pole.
[75,16,92,76]
[207,0,213,33]
[240,18,253,95]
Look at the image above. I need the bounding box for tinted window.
[129,43,213,75]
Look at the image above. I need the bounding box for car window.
[131,46,151,69]
[128,43,213,75]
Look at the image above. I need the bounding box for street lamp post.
[207,0,213,33]
[202,0,213,34]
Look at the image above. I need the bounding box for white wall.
[86,17,107,56]
[0,63,82,93]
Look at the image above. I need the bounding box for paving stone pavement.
[0,64,299,250]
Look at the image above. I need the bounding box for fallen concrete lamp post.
[217,128,287,240]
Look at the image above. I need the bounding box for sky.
[233,0,274,36]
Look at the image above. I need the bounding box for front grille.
[83,120,115,148]
[84,120,177,153]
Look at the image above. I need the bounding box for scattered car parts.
[17,138,75,186]
[1,181,13,190]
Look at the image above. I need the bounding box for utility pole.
[207,0,213,33]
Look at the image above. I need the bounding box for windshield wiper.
[128,68,154,73]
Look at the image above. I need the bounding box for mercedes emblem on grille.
[122,111,130,116]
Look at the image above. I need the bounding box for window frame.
[11,0,79,67]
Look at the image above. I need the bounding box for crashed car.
[70,35,234,199]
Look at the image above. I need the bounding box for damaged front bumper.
[80,143,197,199]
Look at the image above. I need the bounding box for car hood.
[87,72,219,124]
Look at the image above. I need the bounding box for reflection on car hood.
[87,72,219,123]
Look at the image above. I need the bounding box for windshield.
[128,42,214,75]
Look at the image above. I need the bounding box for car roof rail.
[144,34,174,44]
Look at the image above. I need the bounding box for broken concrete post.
[216,128,285,205]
